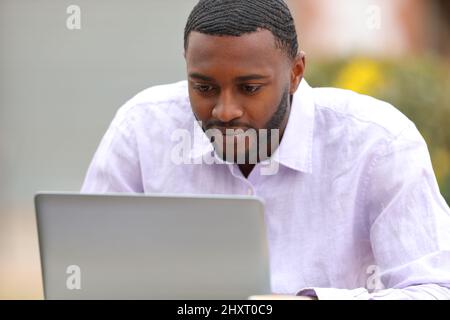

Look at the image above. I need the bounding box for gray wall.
[1,0,198,207]
[0,0,197,298]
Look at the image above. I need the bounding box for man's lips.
[209,127,251,136]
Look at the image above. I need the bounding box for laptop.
[34,192,271,300]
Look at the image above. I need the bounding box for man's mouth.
[213,127,251,136]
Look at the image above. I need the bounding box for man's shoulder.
[311,86,414,139]
[112,80,192,128]
[126,80,189,107]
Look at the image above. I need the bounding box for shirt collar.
[188,79,315,173]
[271,78,315,173]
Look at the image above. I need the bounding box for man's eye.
[242,85,262,94]
[194,84,215,93]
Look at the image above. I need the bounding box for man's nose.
[212,91,244,123]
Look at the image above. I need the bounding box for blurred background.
[0,0,449,299]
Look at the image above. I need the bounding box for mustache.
[204,120,253,131]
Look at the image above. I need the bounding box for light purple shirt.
[81,79,450,299]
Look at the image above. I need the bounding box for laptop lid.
[35,192,271,299]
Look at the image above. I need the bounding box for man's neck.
[238,164,255,178]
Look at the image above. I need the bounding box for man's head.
[184,0,305,164]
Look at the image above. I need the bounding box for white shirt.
[82,79,450,299]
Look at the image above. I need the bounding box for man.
[82,0,450,299]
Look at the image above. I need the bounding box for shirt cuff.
[297,287,370,300]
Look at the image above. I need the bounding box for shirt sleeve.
[298,122,450,300]
[81,117,144,193]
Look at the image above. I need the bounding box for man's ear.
[290,51,306,95]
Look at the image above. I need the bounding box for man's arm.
[81,116,144,193]
[298,122,450,300]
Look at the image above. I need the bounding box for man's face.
[185,29,304,163]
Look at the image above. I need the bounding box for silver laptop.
[34,192,271,300]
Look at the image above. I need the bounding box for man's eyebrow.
[188,73,215,82]
[189,73,270,82]
[235,74,271,82]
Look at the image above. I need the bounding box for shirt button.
[247,188,253,196]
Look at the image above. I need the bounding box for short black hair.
[184,0,299,59]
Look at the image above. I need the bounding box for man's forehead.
[185,29,286,73]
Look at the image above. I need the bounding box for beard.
[201,87,291,164]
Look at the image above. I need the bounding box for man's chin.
[214,146,258,165]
